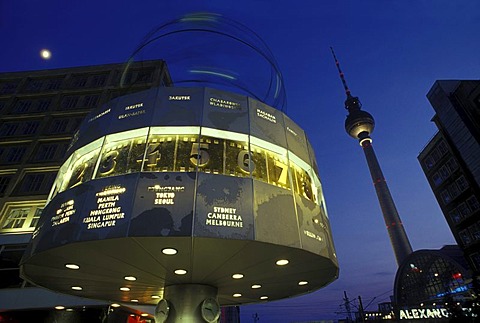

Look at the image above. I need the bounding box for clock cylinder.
[20,87,338,307]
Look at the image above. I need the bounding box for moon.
[40,49,52,60]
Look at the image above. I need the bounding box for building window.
[457,202,471,218]
[1,207,29,229]
[45,78,63,91]
[459,229,472,246]
[456,176,469,192]
[32,142,68,162]
[5,146,27,163]
[22,121,40,135]
[12,100,32,113]
[449,209,463,224]
[0,81,19,94]
[0,123,19,136]
[466,196,479,212]
[445,158,458,173]
[437,140,448,155]
[438,165,450,180]
[24,79,43,93]
[16,172,57,195]
[60,95,80,110]
[36,98,52,112]
[90,74,107,87]
[448,183,460,199]
[432,172,443,187]
[470,252,480,271]
[0,175,13,197]
[71,75,88,88]
[0,204,45,233]
[440,189,452,205]
[49,118,69,134]
[469,222,480,242]
[83,94,99,108]
[0,244,28,288]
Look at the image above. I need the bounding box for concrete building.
[0,60,171,320]
[418,80,480,274]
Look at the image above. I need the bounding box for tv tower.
[330,48,413,266]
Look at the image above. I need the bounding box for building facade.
[0,61,171,318]
[418,80,480,274]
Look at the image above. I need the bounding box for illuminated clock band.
[50,126,322,206]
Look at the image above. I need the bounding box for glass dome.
[121,12,287,111]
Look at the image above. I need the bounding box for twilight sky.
[2,1,480,322]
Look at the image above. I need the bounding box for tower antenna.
[330,47,352,98]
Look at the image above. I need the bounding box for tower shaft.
[361,139,413,265]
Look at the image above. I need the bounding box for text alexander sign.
[399,308,449,320]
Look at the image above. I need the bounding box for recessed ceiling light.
[298,281,308,286]
[276,259,289,266]
[233,293,242,297]
[151,295,160,299]
[232,273,244,279]
[131,299,139,303]
[65,264,80,270]
[111,304,121,308]
[120,287,130,291]
[260,296,268,300]
[71,286,83,290]
[124,276,137,281]
[251,284,262,289]
[174,269,187,275]
[55,306,65,310]
[66,309,74,312]
[162,248,178,255]
[141,313,148,317]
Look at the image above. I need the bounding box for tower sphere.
[345,109,375,139]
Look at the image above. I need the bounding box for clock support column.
[156,284,220,323]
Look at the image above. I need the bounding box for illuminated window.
[0,203,44,233]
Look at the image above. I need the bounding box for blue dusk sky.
[2,1,480,322]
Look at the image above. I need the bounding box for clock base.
[158,284,219,323]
